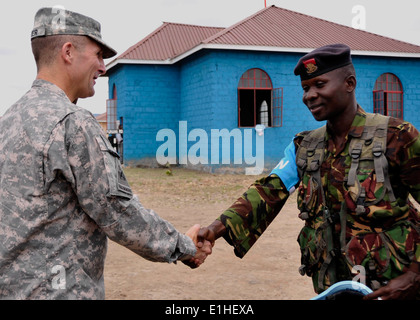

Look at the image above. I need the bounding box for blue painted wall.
[108,64,180,164]
[107,49,420,172]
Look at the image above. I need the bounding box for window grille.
[272,88,283,127]
[106,99,118,132]
[373,73,403,119]
[238,68,283,127]
[259,100,269,127]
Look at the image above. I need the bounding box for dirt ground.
[104,167,314,300]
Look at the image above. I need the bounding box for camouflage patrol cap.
[31,7,117,59]
[294,44,352,80]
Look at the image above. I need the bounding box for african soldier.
[198,44,420,300]
[0,7,211,299]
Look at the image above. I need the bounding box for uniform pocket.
[383,221,419,274]
[297,225,325,275]
[345,233,390,276]
[297,175,321,219]
[346,163,382,201]
[95,135,132,200]
[344,164,394,220]
[344,221,419,280]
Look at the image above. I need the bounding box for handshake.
[182,223,222,268]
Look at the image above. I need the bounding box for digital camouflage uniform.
[218,106,420,294]
[0,80,196,299]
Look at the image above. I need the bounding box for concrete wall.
[107,50,420,173]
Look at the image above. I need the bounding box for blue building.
[105,6,420,173]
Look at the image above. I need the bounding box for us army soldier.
[0,7,211,299]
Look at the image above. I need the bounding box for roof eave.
[105,58,173,74]
[106,44,420,71]
[350,50,420,58]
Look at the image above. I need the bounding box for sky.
[0,0,419,116]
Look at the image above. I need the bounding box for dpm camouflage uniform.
[0,80,196,299]
[217,106,420,294]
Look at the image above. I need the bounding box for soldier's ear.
[345,75,357,93]
[60,42,75,64]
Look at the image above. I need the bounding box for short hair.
[337,63,356,80]
[334,64,357,93]
[31,35,88,70]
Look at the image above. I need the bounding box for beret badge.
[303,58,318,74]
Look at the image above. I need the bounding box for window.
[238,68,283,127]
[106,84,118,132]
[373,73,403,119]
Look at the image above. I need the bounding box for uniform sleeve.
[386,120,420,265]
[48,114,196,263]
[403,132,420,266]
[386,119,420,204]
[217,140,300,258]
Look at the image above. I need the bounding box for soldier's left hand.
[364,269,420,300]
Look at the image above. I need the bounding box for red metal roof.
[117,22,224,61]
[110,5,420,66]
[204,6,420,54]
